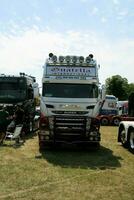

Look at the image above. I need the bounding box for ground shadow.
[39,145,122,170]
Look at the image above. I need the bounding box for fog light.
[95,137,99,141]
[89,137,93,141]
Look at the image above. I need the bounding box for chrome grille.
[53,115,87,141]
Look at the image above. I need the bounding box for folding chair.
[6,124,23,146]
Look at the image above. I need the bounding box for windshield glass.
[0,78,26,102]
[42,83,98,98]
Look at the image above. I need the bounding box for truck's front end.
[39,53,103,149]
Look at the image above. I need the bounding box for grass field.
[0,126,134,200]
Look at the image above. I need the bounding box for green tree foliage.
[105,75,129,100]
[127,83,134,96]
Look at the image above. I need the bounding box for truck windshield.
[0,78,27,103]
[43,83,98,98]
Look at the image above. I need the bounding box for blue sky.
[0,0,134,86]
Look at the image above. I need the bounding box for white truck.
[38,53,104,150]
[100,95,118,116]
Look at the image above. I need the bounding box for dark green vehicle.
[0,73,37,135]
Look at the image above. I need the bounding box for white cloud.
[118,10,128,16]
[116,10,128,20]
[112,0,120,5]
[80,0,88,3]
[34,16,41,22]
[101,17,107,23]
[0,28,134,86]
[91,7,99,15]
[55,7,63,15]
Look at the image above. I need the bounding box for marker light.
[72,56,77,63]
[65,56,71,63]
[59,56,64,62]
[79,56,84,63]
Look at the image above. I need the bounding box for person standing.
[0,105,9,144]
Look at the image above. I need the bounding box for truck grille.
[52,110,88,115]
[53,115,87,141]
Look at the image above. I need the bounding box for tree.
[105,75,128,100]
[127,83,134,97]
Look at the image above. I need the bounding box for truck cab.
[0,73,38,134]
[39,53,104,150]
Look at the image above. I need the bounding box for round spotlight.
[65,56,71,63]
[86,56,91,63]
[52,55,57,62]
[59,56,64,62]
[79,56,84,63]
[49,53,53,58]
[72,56,77,63]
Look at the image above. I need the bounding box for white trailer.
[118,121,134,153]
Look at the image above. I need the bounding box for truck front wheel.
[112,117,120,126]
[128,130,134,154]
[101,117,109,126]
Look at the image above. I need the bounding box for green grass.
[0,126,134,200]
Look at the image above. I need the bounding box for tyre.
[112,117,120,126]
[120,129,128,148]
[101,117,109,126]
[128,130,134,154]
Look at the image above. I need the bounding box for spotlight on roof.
[49,53,53,58]
[89,54,93,59]
[86,56,91,63]
[72,56,77,63]
[65,56,71,63]
[79,56,84,63]
[52,55,57,62]
[59,56,64,62]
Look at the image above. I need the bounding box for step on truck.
[39,53,105,150]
